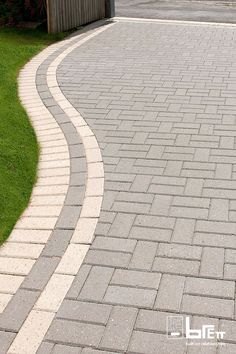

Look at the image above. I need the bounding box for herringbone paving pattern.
[38,20,236,353]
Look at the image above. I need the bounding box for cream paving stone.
[72,115,86,127]
[36,176,70,186]
[56,99,72,110]
[30,195,66,206]
[40,139,68,148]
[77,125,93,137]
[80,197,103,218]
[83,136,99,149]
[0,243,44,259]
[0,257,35,275]
[37,167,70,177]
[7,310,55,354]
[86,148,102,163]
[0,274,24,294]
[23,205,62,217]
[86,178,104,196]
[35,274,74,312]
[71,218,97,244]
[41,145,69,154]
[35,123,59,131]
[39,159,70,169]
[37,128,62,137]
[87,162,104,178]
[63,107,80,117]
[15,217,57,230]
[39,153,69,163]
[32,185,68,195]
[0,293,13,313]
[55,244,90,275]
[8,229,51,244]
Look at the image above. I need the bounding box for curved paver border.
[0,20,115,354]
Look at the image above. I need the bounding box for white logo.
[167,316,225,340]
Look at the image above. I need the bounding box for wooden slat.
[47,0,106,34]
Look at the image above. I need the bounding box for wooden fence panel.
[47,0,106,34]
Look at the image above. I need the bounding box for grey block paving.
[42,229,73,257]
[0,289,39,331]
[99,306,137,351]
[45,319,104,347]
[35,19,236,352]
[52,344,82,354]
[22,256,60,291]
[0,331,15,354]
[57,300,111,325]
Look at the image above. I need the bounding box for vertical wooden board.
[47,0,107,33]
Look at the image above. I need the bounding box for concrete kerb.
[115,16,236,27]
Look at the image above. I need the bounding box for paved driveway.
[3,18,236,354]
[40,19,236,352]
[116,0,236,23]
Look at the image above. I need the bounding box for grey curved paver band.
[36,18,236,354]
[0,21,114,354]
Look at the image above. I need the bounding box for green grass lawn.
[0,28,65,245]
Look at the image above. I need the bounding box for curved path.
[1,17,236,353]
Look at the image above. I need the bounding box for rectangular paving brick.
[185,178,204,196]
[129,226,172,242]
[194,232,236,249]
[82,349,119,354]
[219,319,236,344]
[172,218,195,244]
[185,277,235,299]
[157,243,202,260]
[52,344,82,354]
[22,256,59,291]
[182,295,234,319]
[91,236,136,253]
[66,265,91,299]
[0,274,24,294]
[209,198,229,221]
[8,310,54,354]
[0,331,15,354]
[224,263,236,280]
[78,266,113,302]
[129,241,157,270]
[136,309,186,334]
[155,274,185,311]
[150,195,172,216]
[35,342,54,354]
[57,300,111,325]
[135,215,175,229]
[153,257,199,276]
[111,269,161,290]
[56,244,89,275]
[200,247,224,278]
[129,331,186,354]
[99,306,137,351]
[104,285,156,308]
[0,289,39,331]
[35,274,74,312]
[45,319,104,347]
[0,257,35,276]
[130,175,152,192]
[84,249,131,268]
[42,229,73,257]
[109,213,135,237]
